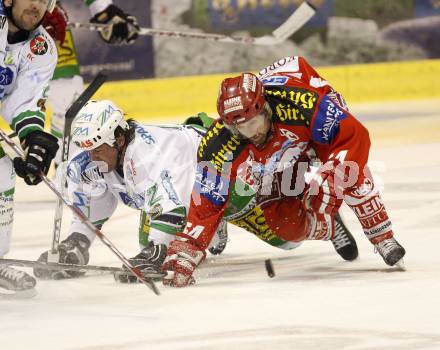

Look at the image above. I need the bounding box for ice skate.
[374,237,406,267]
[0,265,37,298]
[208,220,228,255]
[114,242,167,283]
[331,214,358,261]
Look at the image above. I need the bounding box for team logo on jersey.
[312,96,347,144]
[272,104,310,126]
[229,207,278,243]
[194,168,228,206]
[265,87,318,110]
[261,76,289,86]
[160,170,181,205]
[134,123,155,144]
[30,36,48,55]
[0,66,13,86]
[279,128,299,141]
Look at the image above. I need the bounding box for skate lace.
[0,265,26,282]
[332,221,350,249]
[374,238,398,256]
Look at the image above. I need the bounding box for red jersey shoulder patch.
[30,35,48,55]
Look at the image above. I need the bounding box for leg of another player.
[0,151,36,292]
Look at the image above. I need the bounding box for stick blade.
[272,1,316,42]
[139,277,161,295]
[128,265,161,295]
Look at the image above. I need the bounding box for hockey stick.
[0,129,160,295]
[0,257,166,279]
[50,72,107,261]
[0,255,273,278]
[69,1,316,45]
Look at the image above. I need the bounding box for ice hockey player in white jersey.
[0,0,59,294]
[34,100,227,282]
[42,0,140,166]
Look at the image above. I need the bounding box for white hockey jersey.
[66,122,203,246]
[0,3,57,139]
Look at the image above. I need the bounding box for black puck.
[265,259,275,278]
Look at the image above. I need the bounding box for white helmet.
[71,100,129,151]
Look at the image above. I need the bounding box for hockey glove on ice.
[34,232,91,279]
[14,130,59,185]
[114,242,167,283]
[162,240,205,288]
[42,3,68,44]
[90,5,139,45]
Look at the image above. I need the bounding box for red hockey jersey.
[180,56,371,249]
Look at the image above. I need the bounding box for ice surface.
[1,99,440,350]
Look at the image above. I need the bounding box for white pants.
[0,153,15,257]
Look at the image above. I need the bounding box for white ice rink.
[1,99,440,350]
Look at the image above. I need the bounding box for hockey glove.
[114,242,168,283]
[162,240,205,288]
[304,162,343,215]
[90,5,139,45]
[34,232,91,279]
[13,130,59,185]
[42,3,68,44]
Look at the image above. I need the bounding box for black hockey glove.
[13,130,59,186]
[90,4,139,45]
[114,242,167,283]
[34,232,91,280]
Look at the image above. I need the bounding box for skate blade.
[394,258,406,271]
[0,288,37,300]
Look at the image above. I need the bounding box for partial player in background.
[0,0,59,294]
[34,100,228,283]
[162,56,406,288]
[42,0,139,165]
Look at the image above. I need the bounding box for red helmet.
[217,73,266,125]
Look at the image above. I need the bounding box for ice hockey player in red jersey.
[162,56,406,287]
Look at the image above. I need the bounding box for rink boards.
[0,58,440,133]
[92,58,440,121]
